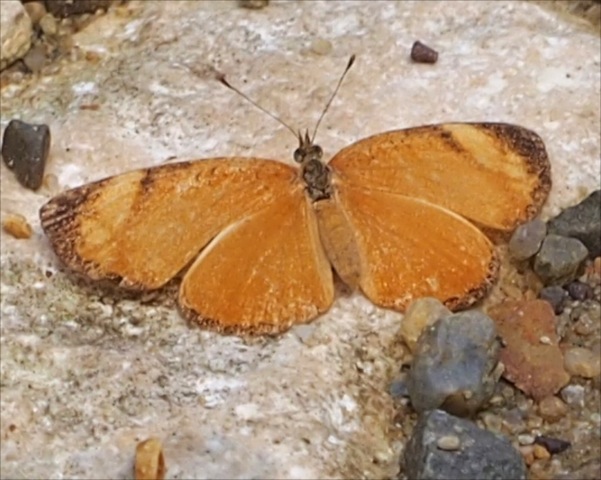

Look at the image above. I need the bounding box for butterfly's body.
[40,121,551,335]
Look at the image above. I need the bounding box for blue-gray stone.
[534,234,589,285]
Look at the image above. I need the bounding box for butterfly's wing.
[330,183,498,311]
[40,158,300,290]
[329,123,551,238]
[179,183,333,335]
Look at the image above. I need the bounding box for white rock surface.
[1,1,599,479]
[0,0,33,71]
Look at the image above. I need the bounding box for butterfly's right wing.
[40,158,300,290]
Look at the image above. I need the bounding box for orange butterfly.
[39,56,551,335]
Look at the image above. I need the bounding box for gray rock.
[533,234,589,285]
[403,409,527,480]
[565,280,593,301]
[508,218,547,261]
[407,310,501,417]
[0,0,33,71]
[1,119,51,190]
[538,285,568,314]
[548,190,601,258]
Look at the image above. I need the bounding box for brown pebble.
[400,297,451,352]
[519,445,535,466]
[411,41,438,64]
[564,347,601,378]
[538,396,568,422]
[135,437,166,480]
[2,214,33,239]
[239,0,269,8]
[533,443,551,460]
[39,13,59,36]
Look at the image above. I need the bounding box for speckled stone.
[534,234,589,286]
[537,396,568,423]
[403,410,526,480]
[407,310,501,416]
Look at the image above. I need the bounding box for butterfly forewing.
[329,123,551,237]
[39,158,298,290]
[331,182,499,311]
[179,184,334,335]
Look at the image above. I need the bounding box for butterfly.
[39,56,552,335]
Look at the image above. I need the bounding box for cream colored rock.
[0,0,33,71]
[400,298,451,352]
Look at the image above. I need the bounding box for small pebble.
[509,218,547,261]
[400,297,451,352]
[22,43,47,72]
[436,435,461,451]
[410,40,438,63]
[2,213,33,239]
[534,234,589,286]
[538,396,568,423]
[39,13,58,36]
[518,434,535,445]
[560,384,585,407]
[538,285,568,314]
[574,312,596,336]
[565,280,593,301]
[45,0,114,17]
[563,347,601,378]
[532,443,551,459]
[310,38,333,56]
[1,119,51,190]
[533,435,571,455]
[239,0,269,8]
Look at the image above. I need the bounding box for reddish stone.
[488,300,569,400]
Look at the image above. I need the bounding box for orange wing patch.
[179,184,333,335]
[329,123,551,237]
[333,182,499,311]
[39,159,297,290]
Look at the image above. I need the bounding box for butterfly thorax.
[293,131,332,202]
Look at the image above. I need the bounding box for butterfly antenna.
[311,54,356,143]
[218,74,298,139]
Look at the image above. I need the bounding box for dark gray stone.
[403,409,527,480]
[508,218,547,261]
[538,285,568,314]
[407,310,501,417]
[565,281,594,301]
[548,190,601,258]
[45,0,115,18]
[1,119,50,190]
[533,234,589,285]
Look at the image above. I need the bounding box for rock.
[1,119,51,190]
[548,190,601,258]
[239,0,270,8]
[508,218,547,261]
[399,297,451,352]
[45,0,116,17]
[2,213,33,239]
[563,347,601,378]
[403,409,526,480]
[410,41,439,64]
[533,234,588,285]
[565,280,594,301]
[488,300,570,400]
[538,285,568,314]
[407,310,501,416]
[23,1,47,26]
[560,384,585,407]
[537,396,568,423]
[533,435,571,455]
[38,13,59,37]
[22,43,48,73]
[0,0,33,71]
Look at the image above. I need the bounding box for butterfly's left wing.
[179,183,334,335]
[329,123,551,238]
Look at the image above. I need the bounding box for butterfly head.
[294,130,331,202]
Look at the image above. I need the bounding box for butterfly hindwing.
[179,184,334,334]
[330,182,499,311]
[329,123,551,238]
[39,158,298,290]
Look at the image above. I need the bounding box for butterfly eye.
[293,148,304,163]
